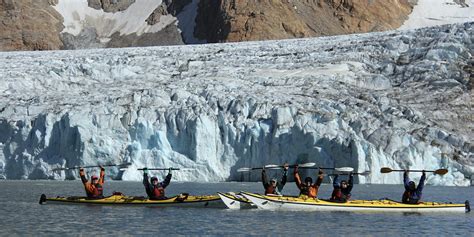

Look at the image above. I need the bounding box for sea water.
[0,180,472,236]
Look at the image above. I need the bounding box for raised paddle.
[327,171,371,176]
[299,166,355,173]
[380,167,448,175]
[52,162,132,171]
[237,162,316,172]
[137,168,196,171]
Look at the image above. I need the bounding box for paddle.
[327,171,371,176]
[380,167,448,175]
[52,162,132,171]
[237,162,316,172]
[137,168,196,171]
[299,166,355,173]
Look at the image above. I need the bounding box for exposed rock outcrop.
[87,0,135,12]
[0,0,63,51]
[195,0,414,42]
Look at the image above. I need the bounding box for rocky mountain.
[194,0,414,42]
[0,0,64,51]
[0,22,472,185]
[1,0,472,51]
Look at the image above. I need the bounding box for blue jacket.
[402,172,426,204]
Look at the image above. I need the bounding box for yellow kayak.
[39,193,225,208]
[241,192,470,213]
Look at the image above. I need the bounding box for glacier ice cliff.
[0,22,473,185]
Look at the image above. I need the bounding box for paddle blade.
[264,164,280,169]
[237,168,252,172]
[380,167,393,173]
[335,167,354,173]
[358,171,371,176]
[299,162,316,168]
[434,169,448,175]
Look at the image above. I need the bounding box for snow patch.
[53,0,176,40]
[400,0,474,29]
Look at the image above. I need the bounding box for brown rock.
[146,4,168,25]
[195,0,414,43]
[0,0,64,51]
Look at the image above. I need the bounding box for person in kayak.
[143,167,172,200]
[294,165,324,198]
[330,173,354,202]
[262,163,289,195]
[79,166,105,199]
[402,170,426,204]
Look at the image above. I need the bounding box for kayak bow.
[217,192,256,209]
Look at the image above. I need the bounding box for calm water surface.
[0,180,472,236]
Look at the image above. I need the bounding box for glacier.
[0,22,473,185]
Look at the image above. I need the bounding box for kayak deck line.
[241,192,471,213]
[217,192,252,203]
[39,194,225,208]
[217,192,255,209]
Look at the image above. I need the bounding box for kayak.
[241,192,471,213]
[217,192,255,209]
[39,193,225,208]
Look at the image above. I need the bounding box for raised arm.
[294,166,302,189]
[314,170,324,187]
[417,171,426,192]
[280,168,288,186]
[277,166,289,191]
[160,171,172,188]
[347,173,354,193]
[403,171,410,190]
[333,174,340,188]
[79,168,88,184]
[98,167,105,185]
[262,168,269,189]
[143,169,150,186]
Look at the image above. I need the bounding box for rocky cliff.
[194,0,414,42]
[0,0,64,51]
[0,0,416,50]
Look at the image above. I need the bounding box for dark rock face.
[163,0,192,16]
[87,0,136,12]
[195,0,414,43]
[106,23,184,47]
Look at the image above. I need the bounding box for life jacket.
[331,188,351,201]
[402,191,420,204]
[265,186,276,195]
[300,185,318,198]
[151,185,165,199]
[88,183,103,198]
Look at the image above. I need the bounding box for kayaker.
[330,173,354,202]
[294,165,324,198]
[262,163,289,195]
[143,167,172,200]
[79,166,105,199]
[402,170,426,204]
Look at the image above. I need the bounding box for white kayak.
[241,192,470,213]
[217,192,255,209]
